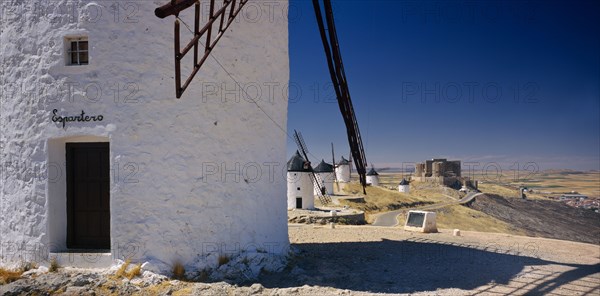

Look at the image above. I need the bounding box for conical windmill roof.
[366,168,379,176]
[399,178,409,185]
[287,150,312,172]
[337,156,350,165]
[314,159,334,173]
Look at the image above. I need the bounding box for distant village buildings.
[553,193,598,212]
[559,194,588,201]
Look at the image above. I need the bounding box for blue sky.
[286,0,599,171]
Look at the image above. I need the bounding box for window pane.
[79,41,88,51]
[66,37,88,66]
[79,51,88,64]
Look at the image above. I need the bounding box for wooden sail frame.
[155,0,248,98]
[312,0,368,194]
[294,130,332,205]
[154,0,368,195]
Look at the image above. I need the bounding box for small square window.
[66,37,88,66]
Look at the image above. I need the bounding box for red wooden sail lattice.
[155,0,248,98]
[155,0,369,194]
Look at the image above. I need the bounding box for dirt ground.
[259,225,600,295]
[2,225,599,295]
[467,194,600,245]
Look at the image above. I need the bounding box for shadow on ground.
[258,238,600,295]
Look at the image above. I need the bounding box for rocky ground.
[287,209,366,225]
[1,225,599,295]
[467,194,600,244]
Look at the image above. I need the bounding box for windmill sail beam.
[312,1,343,104]
[155,0,198,18]
[331,143,337,182]
[313,0,368,194]
[293,130,310,165]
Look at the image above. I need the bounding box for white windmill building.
[335,156,351,182]
[366,167,380,186]
[0,1,290,275]
[313,160,335,195]
[398,178,410,193]
[287,151,315,210]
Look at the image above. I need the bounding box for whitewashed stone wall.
[1,0,290,274]
[366,175,379,186]
[398,184,410,193]
[287,172,314,210]
[335,164,350,182]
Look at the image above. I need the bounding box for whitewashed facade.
[313,160,334,195]
[286,151,314,210]
[0,0,290,275]
[398,179,410,193]
[366,167,379,186]
[334,156,351,182]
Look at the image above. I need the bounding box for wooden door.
[66,143,110,249]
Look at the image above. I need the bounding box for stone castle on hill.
[413,158,464,187]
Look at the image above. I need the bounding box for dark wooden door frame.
[66,142,110,249]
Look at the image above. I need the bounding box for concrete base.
[404,211,438,233]
[49,252,114,269]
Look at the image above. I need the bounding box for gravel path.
[372,209,404,226]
